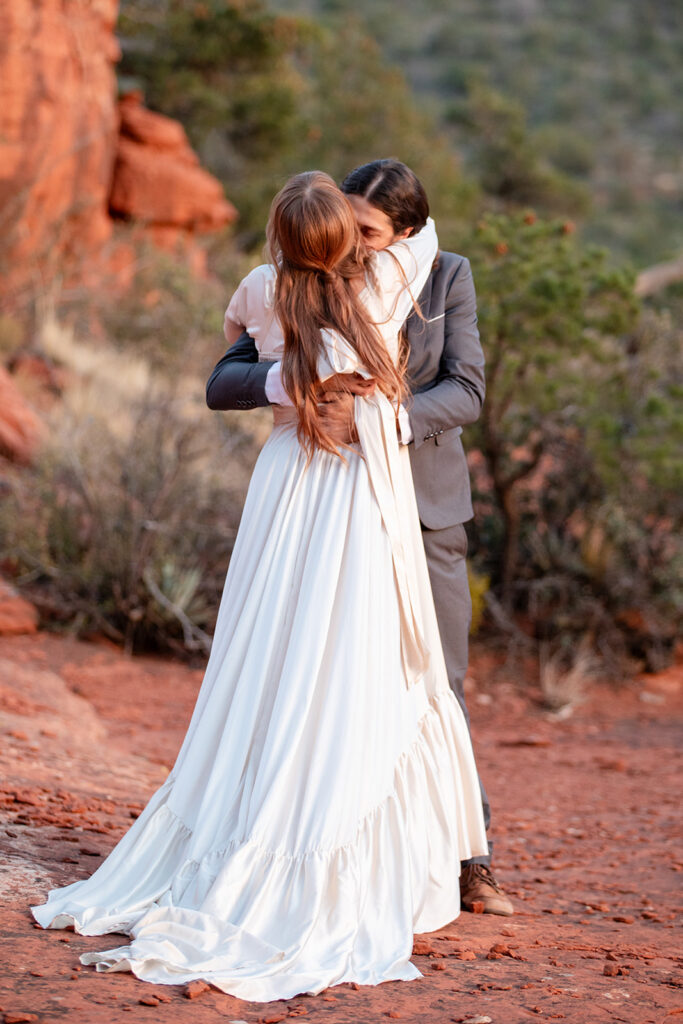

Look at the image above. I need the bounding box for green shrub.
[117,0,477,244]
[463,212,682,668]
[446,83,590,217]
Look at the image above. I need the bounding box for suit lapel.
[406,267,436,377]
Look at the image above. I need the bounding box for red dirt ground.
[1,632,681,1024]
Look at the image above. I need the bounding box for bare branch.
[142,568,212,655]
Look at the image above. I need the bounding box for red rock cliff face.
[110,92,237,277]
[0,0,121,313]
[0,1,236,315]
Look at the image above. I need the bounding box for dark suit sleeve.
[205,332,275,410]
[408,257,486,450]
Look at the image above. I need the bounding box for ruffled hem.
[31,689,487,1001]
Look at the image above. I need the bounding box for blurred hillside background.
[0,0,681,694]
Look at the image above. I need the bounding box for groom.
[206,159,512,917]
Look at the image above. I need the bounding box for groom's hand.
[316,374,376,446]
[317,373,376,398]
[318,392,357,445]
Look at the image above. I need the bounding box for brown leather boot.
[460,864,514,916]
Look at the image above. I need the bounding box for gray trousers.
[421,522,492,867]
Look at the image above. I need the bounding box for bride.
[31,171,488,1002]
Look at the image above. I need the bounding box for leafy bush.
[463,212,683,668]
[117,0,477,245]
[0,329,262,654]
[98,249,225,363]
[301,0,683,264]
[446,83,590,217]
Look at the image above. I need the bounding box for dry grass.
[39,314,154,442]
[1,318,271,653]
[539,637,597,714]
[38,314,273,471]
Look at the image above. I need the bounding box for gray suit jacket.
[206,251,485,530]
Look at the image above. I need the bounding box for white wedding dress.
[32,219,488,1002]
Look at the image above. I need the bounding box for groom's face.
[345,194,412,251]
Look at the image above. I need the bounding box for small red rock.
[603,963,619,976]
[183,980,210,999]
[139,996,160,1006]
[4,1015,38,1023]
[12,790,43,805]
[457,950,476,961]
[612,915,635,924]
[412,938,437,955]
[471,900,485,914]
[431,962,446,971]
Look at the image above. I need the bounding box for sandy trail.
[1,632,681,1024]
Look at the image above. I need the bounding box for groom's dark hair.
[340,159,429,237]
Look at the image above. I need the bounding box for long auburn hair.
[267,171,406,458]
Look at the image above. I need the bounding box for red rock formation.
[0,5,236,314]
[111,94,236,232]
[0,578,39,636]
[0,0,120,314]
[109,93,237,275]
[0,366,43,464]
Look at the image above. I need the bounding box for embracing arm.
[205,332,274,410]
[408,256,486,450]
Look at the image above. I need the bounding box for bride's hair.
[267,170,406,458]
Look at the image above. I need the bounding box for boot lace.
[463,863,504,893]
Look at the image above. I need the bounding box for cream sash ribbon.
[271,397,430,689]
